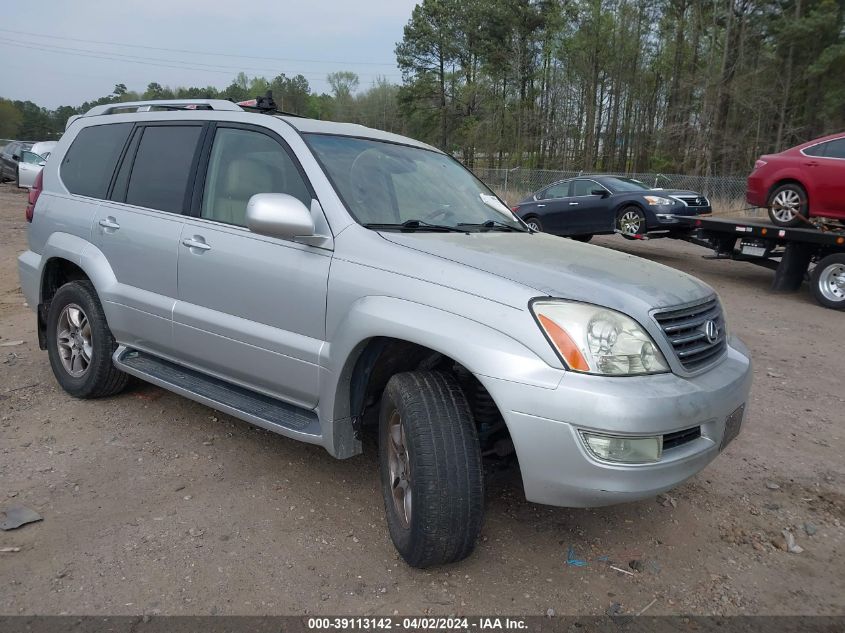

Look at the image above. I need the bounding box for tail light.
[25,169,43,222]
[753,159,767,170]
[511,205,521,213]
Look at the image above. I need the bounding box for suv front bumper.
[483,335,752,507]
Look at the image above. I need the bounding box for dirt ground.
[1,182,843,617]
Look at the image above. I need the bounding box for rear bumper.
[483,336,752,507]
[746,176,767,207]
[17,249,41,310]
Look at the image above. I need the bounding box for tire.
[524,216,543,232]
[767,183,807,227]
[572,234,593,243]
[378,371,484,568]
[810,254,845,310]
[45,281,129,398]
[617,206,646,236]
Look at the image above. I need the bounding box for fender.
[38,232,120,315]
[318,295,564,458]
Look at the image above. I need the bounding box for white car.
[17,141,57,189]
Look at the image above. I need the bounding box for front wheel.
[767,184,807,227]
[379,371,484,568]
[617,206,646,236]
[811,254,845,310]
[45,281,129,398]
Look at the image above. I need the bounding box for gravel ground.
[0,182,843,616]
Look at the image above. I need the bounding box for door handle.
[98,217,120,230]
[536,204,546,207]
[804,161,819,167]
[569,202,580,205]
[182,237,211,251]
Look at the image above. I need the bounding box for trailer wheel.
[810,254,845,309]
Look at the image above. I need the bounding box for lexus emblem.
[704,320,719,344]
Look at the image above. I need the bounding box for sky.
[0,0,418,109]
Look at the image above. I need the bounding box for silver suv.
[18,99,752,567]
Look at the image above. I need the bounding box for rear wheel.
[378,371,484,568]
[46,281,129,398]
[524,216,543,232]
[810,254,845,310]
[767,184,807,227]
[617,206,646,236]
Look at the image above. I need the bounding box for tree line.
[1,0,843,177]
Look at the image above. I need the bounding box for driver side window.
[201,127,311,227]
[21,151,43,165]
[572,180,599,197]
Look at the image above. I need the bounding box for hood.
[646,188,703,197]
[378,231,713,314]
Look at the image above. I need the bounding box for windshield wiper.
[364,219,468,233]
[458,220,527,232]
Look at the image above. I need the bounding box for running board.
[113,346,322,440]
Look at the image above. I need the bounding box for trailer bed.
[672,215,845,309]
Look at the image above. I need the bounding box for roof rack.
[83,99,244,117]
[235,91,305,118]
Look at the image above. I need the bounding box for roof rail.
[83,99,244,117]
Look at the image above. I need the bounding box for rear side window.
[543,182,570,199]
[125,125,203,213]
[822,138,845,159]
[804,143,828,157]
[61,123,132,198]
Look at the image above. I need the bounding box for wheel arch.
[767,178,809,204]
[320,296,561,458]
[36,234,119,349]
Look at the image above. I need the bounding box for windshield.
[602,177,651,193]
[305,134,523,231]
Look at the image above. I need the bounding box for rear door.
[173,123,330,408]
[805,139,845,217]
[564,179,611,234]
[92,122,204,355]
[532,180,574,233]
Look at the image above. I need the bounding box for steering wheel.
[421,205,453,223]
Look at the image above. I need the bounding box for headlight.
[644,195,675,206]
[531,300,670,375]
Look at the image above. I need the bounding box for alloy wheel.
[771,189,802,223]
[56,303,93,377]
[386,410,412,528]
[619,210,642,235]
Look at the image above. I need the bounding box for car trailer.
[672,216,845,310]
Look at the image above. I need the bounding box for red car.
[747,132,845,227]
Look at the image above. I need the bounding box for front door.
[174,125,330,408]
[17,151,44,188]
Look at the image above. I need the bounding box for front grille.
[653,297,727,371]
[663,426,701,451]
[676,195,708,207]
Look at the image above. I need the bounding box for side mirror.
[246,193,315,240]
[591,188,608,197]
[12,154,20,162]
[38,161,46,167]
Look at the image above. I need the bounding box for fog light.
[581,432,662,463]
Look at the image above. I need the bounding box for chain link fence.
[472,167,751,216]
